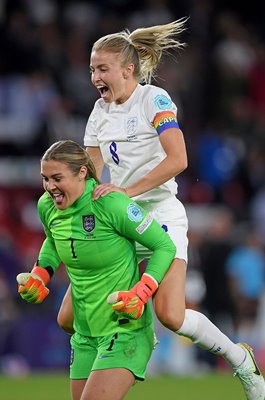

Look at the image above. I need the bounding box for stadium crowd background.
[0,0,265,376]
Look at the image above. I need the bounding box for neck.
[116,81,138,104]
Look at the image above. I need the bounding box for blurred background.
[0,0,265,379]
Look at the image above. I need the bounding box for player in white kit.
[58,19,265,400]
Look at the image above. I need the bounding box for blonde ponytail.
[92,17,187,84]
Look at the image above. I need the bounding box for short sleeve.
[84,103,100,147]
[144,87,179,135]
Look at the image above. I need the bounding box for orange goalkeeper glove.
[107,274,158,320]
[16,264,51,304]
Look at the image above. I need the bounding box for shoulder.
[38,192,53,209]
[90,98,106,116]
[95,191,129,210]
[37,192,55,221]
[141,84,174,109]
[141,84,170,98]
[94,192,143,218]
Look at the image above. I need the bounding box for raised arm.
[86,146,105,180]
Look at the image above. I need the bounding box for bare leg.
[57,284,74,334]
[71,379,87,400]
[153,258,246,364]
[80,369,135,400]
[152,258,187,330]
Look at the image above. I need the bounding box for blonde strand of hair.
[129,18,188,83]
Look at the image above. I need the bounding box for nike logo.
[249,351,261,376]
[243,344,261,376]
[98,355,113,359]
[51,222,60,227]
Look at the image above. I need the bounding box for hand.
[16,264,50,304]
[107,291,145,320]
[130,273,158,303]
[107,274,158,320]
[92,183,127,200]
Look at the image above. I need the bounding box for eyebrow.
[41,173,63,179]
[90,63,109,69]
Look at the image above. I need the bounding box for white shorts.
[136,196,188,263]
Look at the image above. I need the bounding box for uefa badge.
[154,94,172,110]
[82,215,95,232]
[127,204,143,222]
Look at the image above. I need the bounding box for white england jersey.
[84,84,180,202]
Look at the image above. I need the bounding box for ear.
[123,63,134,79]
[79,166,87,180]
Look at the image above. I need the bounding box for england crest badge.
[82,215,95,232]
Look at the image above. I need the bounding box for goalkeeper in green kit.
[16,139,176,400]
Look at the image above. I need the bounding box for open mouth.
[97,85,109,97]
[52,193,64,205]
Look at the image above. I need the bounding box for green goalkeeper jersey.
[37,178,176,337]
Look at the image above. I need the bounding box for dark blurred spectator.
[250,186,265,245]
[200,207,237,332]
[0,70,62,156]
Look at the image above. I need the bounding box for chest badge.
[126,117,137,141]
[82,215,95,232]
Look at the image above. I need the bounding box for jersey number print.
[109,141,119,165]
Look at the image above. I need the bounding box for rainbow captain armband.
[153,111,179,135]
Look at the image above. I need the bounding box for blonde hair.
[92,18,187,84]
[42,140,100,183]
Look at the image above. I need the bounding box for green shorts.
[70,324,154,381]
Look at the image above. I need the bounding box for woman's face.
[90,49,135,104]
[41,160,87,210]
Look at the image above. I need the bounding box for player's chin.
[54,203,66,210]
[102,96,112,103]
[53,198,67,210]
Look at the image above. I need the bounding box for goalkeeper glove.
[16,264,51,304]
[107,274,158,320]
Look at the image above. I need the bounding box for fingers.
[112,301,125,311]
[18,277,49,304]
[92,184,125,200]
[107,291,120,304]
[35,286,50,303]
[16,273,31,286]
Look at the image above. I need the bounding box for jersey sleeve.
[144,87,180,136]
[36,196,62,272]
[84,102,100,147]
[37,237,61,272]
[95,192,176,284]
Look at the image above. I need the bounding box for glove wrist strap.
[141,273,158,293]
[31,264,50,285]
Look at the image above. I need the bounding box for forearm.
[38,237,61,272]
[125,155,187,198]
[144,241,176,284]
[86,146,104,180]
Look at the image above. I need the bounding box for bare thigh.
[71,379,87,400]
[152,258,187,331]
[57,284,74,334]
[72,369,135,400]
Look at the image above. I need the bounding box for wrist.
[141,273,158,293]
[31,264,51,285]
[132,273,158,304]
